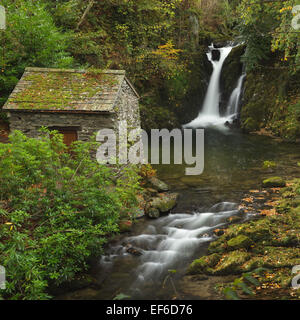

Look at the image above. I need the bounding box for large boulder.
[187,253,221,275]
[188,250,251,276]
[150,193,179,213]
[146,193,179,218]
[147,177,169,192]
[227,235,253,250]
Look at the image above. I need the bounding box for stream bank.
[185,178,300,300]
[55,130,300,300]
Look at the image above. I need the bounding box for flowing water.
[226,74,246,117]
[57,43,300,300]
[184,44,244,130]
[58,130,300,300]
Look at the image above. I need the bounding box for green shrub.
[0,130,140,299]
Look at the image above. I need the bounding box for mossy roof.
[3,67,139,113]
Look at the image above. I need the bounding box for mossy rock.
[149,193,178,213]
[213,251,251,275]
[207,235,228,254]
[242,247,300,272]
[261,246,300,268]
[147,177,169,192]
[146,207,160,219]
[208,219,273,254]
[187,253,221,275]
[262,177,286,188]
[227,235,253,250]
[236,220,272,242]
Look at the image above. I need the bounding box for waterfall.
[183,43,245,130]
[201,45,233,116]
[226,74,246,117]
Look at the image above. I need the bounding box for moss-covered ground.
[187,179,300,300]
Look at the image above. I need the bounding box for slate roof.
[3,67,139,113]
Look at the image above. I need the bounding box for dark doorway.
[49,127,79,146]
[60,130,78,146]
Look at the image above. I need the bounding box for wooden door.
[59,130,78,147]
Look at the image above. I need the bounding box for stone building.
[3,67,140,146]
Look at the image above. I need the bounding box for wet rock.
[147,177,169,192]
[146,207,160,219]
[225,118,240,129]
[214,229,225,237]
[227,235,253,250]
[211,49,220,61]
[202,233,210,238]
[214,41,230,48]
[262,177,286,188]
[126,244,143,256]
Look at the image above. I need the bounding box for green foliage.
[236,0,276,71]
[0,0,74,107]
[236,0,300,73]
[0,130,140,299]
[113,293,131,300]
[236,1,300,139]
[140,104,179,131]
[263,161,276,169]
[222,268,270,300]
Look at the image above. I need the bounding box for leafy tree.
[0,0,74,107]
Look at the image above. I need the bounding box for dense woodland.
[1,0,300,137]
[0,0,300,300]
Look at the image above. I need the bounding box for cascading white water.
[201,45,233,116]
[226,74,246,117]
[99,202,245,298]
[183,44,234,129]
[183,43,245,130]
